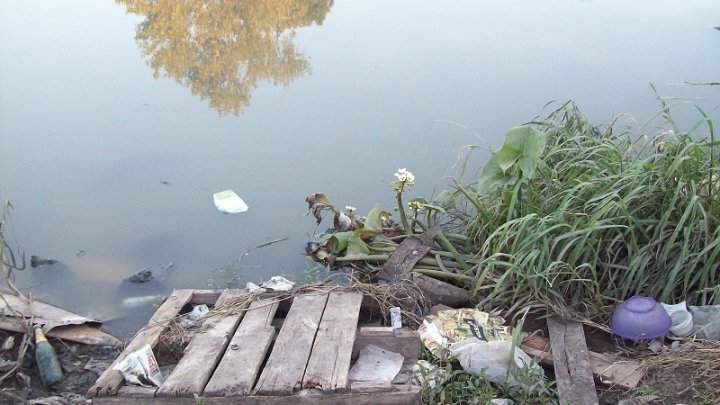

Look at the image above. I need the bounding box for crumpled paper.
[113,345,163,388]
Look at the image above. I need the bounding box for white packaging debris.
[113,345,163,387]
[348,344,404,382]
[213,190,249,214]
[390,307,402,329]
[246,282,267,293]
[263,276,294,292]
[178,304,209,328]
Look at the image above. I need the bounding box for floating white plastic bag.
[348,344,404,382]
[262,276,294,292]
[113,344,163,387]
[213,190,248,214]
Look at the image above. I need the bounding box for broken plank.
[254,293,328,396]
[303,291,363,392]
[89,289,195,397]
[156,290,249,397]
[547,318,599,405]
[204,299,279,396]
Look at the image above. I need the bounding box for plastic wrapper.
[113,344,163,387]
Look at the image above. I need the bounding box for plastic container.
[610,296,672,340]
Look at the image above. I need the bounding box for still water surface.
[1,1,718,337]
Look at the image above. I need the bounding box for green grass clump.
[453,101,719,319]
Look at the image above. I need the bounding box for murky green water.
[1,0,718,337]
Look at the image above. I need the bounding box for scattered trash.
[30,255,58,268]
[213,189,248,214]
[689,305,720,340]
[348,344,404,382]
[418,308,542,388]
[246,282,266,293]
[411,359,446,389]
[610,296,671,340]
[661,301,694,338]
[263,275,294,292]
[390,307,402,329]
[113,344,163,388]
[34,327,64,387]
[451,338,540,385]
[0,292,121,347]
[177,304,209,328]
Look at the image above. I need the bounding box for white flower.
[394,168,415,183]
[345,206,356,214]
[408,201,423,211]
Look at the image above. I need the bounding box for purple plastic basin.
[610,296,671,340]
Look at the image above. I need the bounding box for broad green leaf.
[363,204,391,234]
[346,231,370,256]
[325,231,353,253]
[477,126,546,192]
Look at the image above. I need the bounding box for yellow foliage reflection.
[117,0,333,115]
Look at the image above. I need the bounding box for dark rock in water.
[124,268,154,283]
[30,256,58,268]
[122,263,174,284]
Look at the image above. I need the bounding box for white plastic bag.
[450,338,541,385]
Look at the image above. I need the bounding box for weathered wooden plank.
[522,334,645,389]
[96,385,421,405]
[89,289,195,397]
[156,290,249,397]
[204,299,279,396]
[547,318,599,405]
[254,293,329,396]
[189,289,223,305]
[117,386,156,398]
[303,292,363,392]
[409,273,474,307]
[377,231,435,283]
[352,327,421,361]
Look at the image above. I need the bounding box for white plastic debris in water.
[121,295,163,308]
[213,190,249,214]
[113,344,163,388]
[263,276,294,292]
[390,307,402,329]
[348,344,404,382]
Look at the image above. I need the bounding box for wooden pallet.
[89,289,421,404]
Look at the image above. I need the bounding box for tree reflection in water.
[117,0,334,115]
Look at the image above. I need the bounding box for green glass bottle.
[34,327,64,386]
